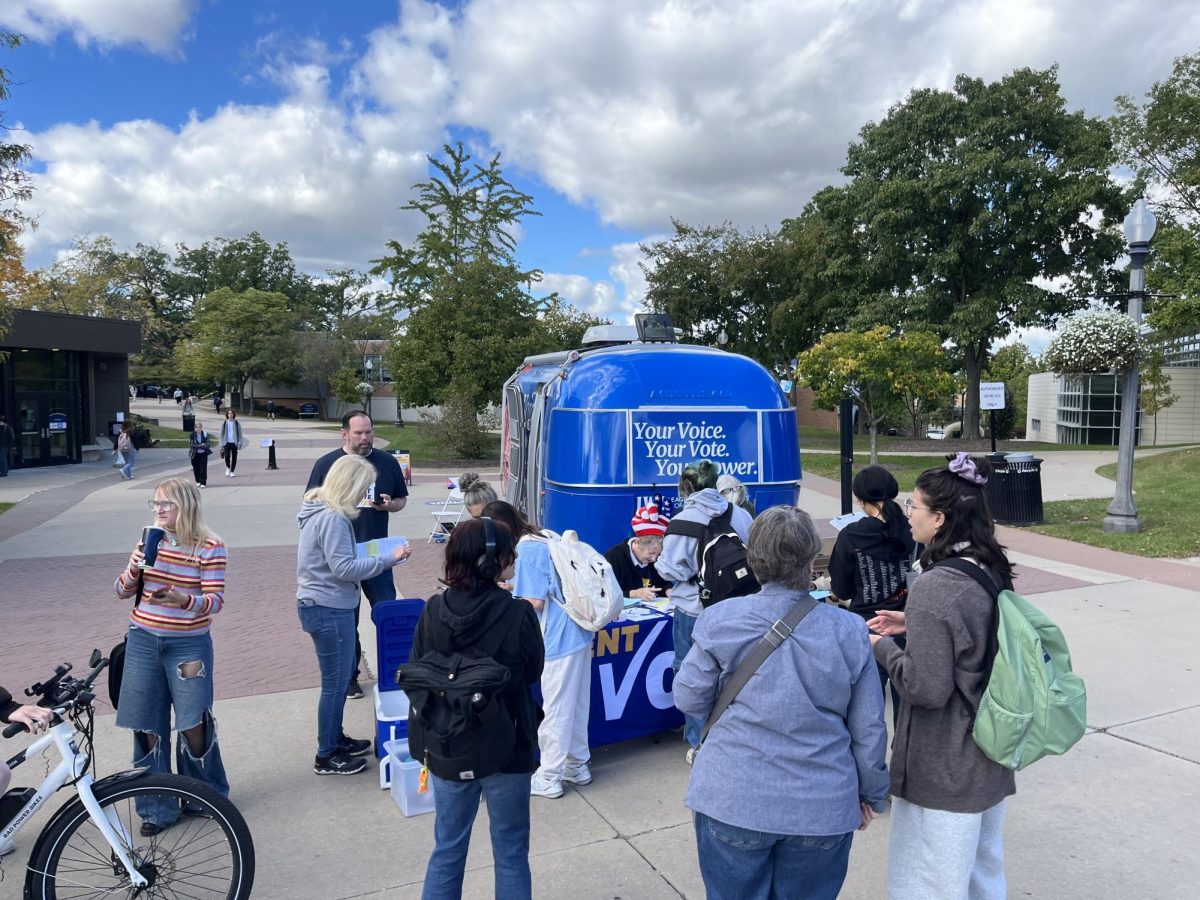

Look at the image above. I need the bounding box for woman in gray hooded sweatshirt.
[297,454,410,776]
[655,460,752,762]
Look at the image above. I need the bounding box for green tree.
[175,288,300,410]
[827,66,1126,437]
[795,326,900,463]
[984,343,1040,436]
[15,236,139,318]
[888,332,958,439]
[373,142,547,412]
[536,297,608,349]
[0,32,32,257]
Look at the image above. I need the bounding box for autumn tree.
[824,66,1126,437]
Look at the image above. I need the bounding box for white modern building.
[1027,338,1200,445]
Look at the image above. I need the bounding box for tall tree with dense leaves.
[373,142,548,412]
[175,288,300,410]
[830,66,1126,436]
[0,32,31,257]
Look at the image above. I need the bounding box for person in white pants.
[484,500,593,799]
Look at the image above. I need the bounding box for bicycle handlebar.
[3,652,109,739]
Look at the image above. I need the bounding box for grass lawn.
[1030,448,1200,558]
[133,415,192,448]
[317,422,501,464]
[0,502,12,515]
[802,452,948,489]
[798,425,1116,455]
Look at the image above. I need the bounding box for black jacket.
[604,540,673,595]
[829,515,915,619]
[1,684,19,723]
[410,586,544,774]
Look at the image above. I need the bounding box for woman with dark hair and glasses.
[412,516,544,900]
[868,453,1016,900]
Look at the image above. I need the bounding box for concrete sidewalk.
[0,415,1197,898]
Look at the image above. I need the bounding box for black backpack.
[396,598,521,782]
[666,504,759,608]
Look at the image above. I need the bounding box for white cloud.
[540,240,655,323]
[444,0,1200,230]
[23,59,443,273]
[1,0,197,54]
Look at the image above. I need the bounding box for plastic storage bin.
[375,686,409,789]
[384,739,435,817]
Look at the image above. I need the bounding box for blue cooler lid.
[372,598,425,692]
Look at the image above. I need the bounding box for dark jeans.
[191,452,209,485]
[422,771,532,900]
[298,603,356,757]
[351,568,396,681]
[223,443,238,472]
[0,447,9,476]
[694,812,852,900]
[672,609,702,747]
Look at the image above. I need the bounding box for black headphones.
[476,516,501,581]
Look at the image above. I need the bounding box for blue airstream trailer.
[500,318,802,552]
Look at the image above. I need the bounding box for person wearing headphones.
[411,516,544,900]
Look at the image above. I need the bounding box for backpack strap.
[700,594,818,745]
[928,556,1008,702]
[665,504,736,586]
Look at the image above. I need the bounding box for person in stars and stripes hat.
[604,504,674,602]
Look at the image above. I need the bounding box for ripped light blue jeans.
[115,626,229,826]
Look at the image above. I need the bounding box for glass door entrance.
[17,392,79,466]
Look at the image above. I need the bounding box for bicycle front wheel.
[29,772,254,899]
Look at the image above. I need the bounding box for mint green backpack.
[937,559,1087,771]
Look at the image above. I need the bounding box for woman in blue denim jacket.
[674,506,889,900]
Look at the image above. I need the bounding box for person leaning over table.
[459,471,498,518]
[655,459,752,761]
[867,452,1016,900]
[673,505,889,900]
[604,503,673,601]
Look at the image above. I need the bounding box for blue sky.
[4,0,1198,335]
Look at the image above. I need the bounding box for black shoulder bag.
[108,570,143,709]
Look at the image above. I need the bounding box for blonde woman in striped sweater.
[114,477,229,836]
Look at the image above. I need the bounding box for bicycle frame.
[3,717,150,889]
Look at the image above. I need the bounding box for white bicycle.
[1,650,255,898]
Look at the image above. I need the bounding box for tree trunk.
[868,424,879,464]
[963,345,984,439]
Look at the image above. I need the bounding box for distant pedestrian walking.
[220,410,243,477]
[190,420,212,487]
[0,413,13,477]
[174,388,183,405]
[117,421,136,480]
[266,399,276,421]
[212,392,222,414]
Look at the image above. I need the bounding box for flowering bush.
[1042,310,1144,374]
[357,382,374,394]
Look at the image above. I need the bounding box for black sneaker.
[346,679,364,700]
[337,734,372,757]
[314,752,368,776]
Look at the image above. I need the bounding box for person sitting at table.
[605,504,673,602]
[674,505,889,900]
[460,472,497,517]
[482,500,592,801]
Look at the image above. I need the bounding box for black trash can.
[182,414,195,433]
[988,452,1044,526]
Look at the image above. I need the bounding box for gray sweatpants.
[887,796,1006,900]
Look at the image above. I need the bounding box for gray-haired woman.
[674,506,889,900]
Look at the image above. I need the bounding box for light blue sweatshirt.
[296,500,393,609]
[654,488,752,616]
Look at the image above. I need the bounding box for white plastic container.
[384,739,436,817]
[375,686,410,789]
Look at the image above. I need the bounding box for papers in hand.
[356,536,409,561]
[829,512,867,531]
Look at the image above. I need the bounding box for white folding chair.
[428,478,466,542]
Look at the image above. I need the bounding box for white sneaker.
[198,483,206,489]
[225,467,231,476]
[685,746,698,766]
[530,774,563,799]
[562,763,592,785]
[229,470,236,477]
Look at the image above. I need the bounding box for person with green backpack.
[867,453,1016,900]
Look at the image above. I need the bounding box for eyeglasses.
[147,500,177,511]
[903,499,932,515]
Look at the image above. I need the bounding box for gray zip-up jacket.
[296,500,394,609]
[655,489,752,616]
